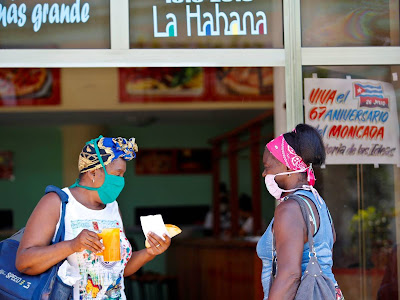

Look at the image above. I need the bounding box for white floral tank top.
[54,188,132,300]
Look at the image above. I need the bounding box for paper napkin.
[140,214,170,241]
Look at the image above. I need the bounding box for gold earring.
[92,178,95,183]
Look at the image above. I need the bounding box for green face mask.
[71,136,125,205]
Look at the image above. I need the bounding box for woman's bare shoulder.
[274,199,302,220]
[273,199,306,235]
[20,192,63,246]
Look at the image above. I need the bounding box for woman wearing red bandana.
[256,124,344,300]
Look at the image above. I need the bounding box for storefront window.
[303,65,400,300]
[0,0,110,49]
[301,0,400,47]
[129,0,283,48]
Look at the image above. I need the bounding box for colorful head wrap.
[78,136,138,173]
[266,134,316,186]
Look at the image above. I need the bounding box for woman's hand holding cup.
[70,229,104,253]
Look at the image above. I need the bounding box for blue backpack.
[0,185,73,300]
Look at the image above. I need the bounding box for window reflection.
[301,0,400,47]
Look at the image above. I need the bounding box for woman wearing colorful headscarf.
[257,124,344,300]
[16,136,170,300]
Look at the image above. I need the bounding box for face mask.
[71,137,125,204]
[264,169,307,200]
[94,171,125,204]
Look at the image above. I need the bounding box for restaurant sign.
[0,0,90,32]
[153,0,267,37]
[304,78,400,165]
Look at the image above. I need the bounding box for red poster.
[0,151,13,180]
[0,68,61,106]
[135,148,212,175]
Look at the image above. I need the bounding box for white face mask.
[264,169,308,199]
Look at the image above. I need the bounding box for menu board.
[119,67,273,102]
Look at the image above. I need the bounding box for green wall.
[0,126,63,229]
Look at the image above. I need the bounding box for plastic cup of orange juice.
[97,228,121,262]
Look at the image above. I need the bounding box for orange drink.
[97,228,121,262]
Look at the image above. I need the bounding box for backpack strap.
[45,185,69,244]
[296,195,317,235]
[287,194,316,255]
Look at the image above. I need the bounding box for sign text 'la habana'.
[153,0,267,38]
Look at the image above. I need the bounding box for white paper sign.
[304,78,400,165]
[140,214,169,241]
